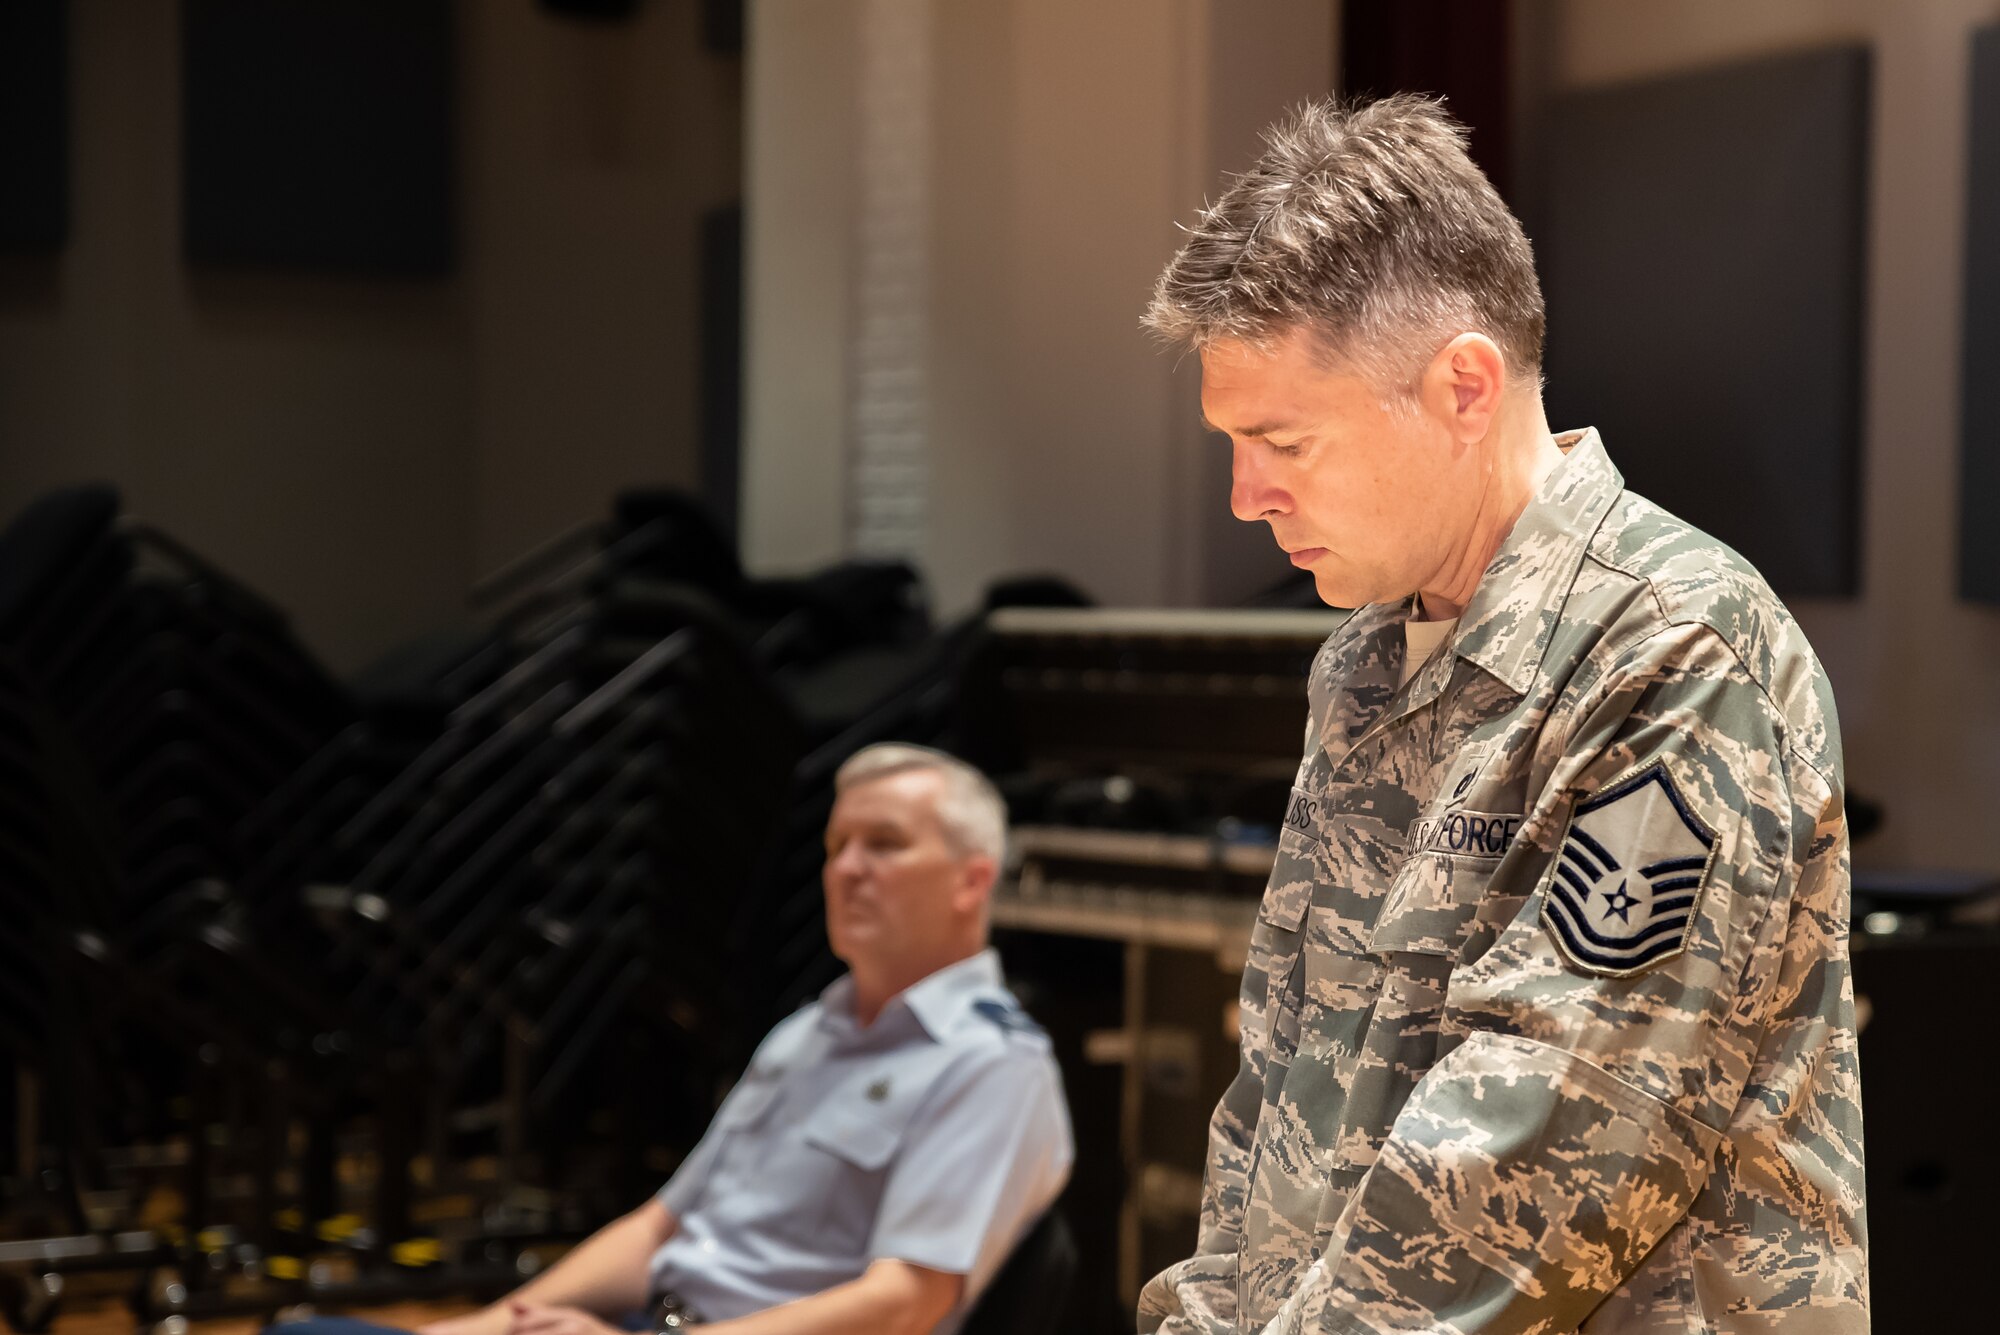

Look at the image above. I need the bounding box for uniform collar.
[1451,428,1623,696]
[900,948,1005,1041]
[817,948,1005,1043]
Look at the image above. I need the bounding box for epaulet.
[972,997,1047,1041]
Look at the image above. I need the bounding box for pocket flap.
[1369,853,1500,957]
[803,1106,903,1171]
[1258,869,1312,934]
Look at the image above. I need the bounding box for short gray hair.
[1144,94,1544,400]
[834,744,1008,864]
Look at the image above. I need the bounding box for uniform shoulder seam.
[910,1034,1050,1123]
[1655,613,1835,798]
[1585,581,1836,796]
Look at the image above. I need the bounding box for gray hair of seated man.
[833,743,1008,866]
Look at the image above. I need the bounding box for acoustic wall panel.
[1538,47,1869,598]
[1962,27,2000,603]
[181,0,454,274]
[0,0,69,250]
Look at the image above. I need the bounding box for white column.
[847,0,934,560]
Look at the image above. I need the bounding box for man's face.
[822,769,981,978]
[1200,330,1473,609]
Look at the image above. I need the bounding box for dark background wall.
[1526,0,2000,874]
[0,0,741,675]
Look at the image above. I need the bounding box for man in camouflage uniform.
[1137,96,1866,1333]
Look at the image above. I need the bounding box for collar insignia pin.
[866,1078,890,1102]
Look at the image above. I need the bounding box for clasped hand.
[417,1300,637,1335]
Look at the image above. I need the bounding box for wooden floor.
[48,1296,479,1335]
[14,1153,558,1335]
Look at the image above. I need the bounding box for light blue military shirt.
[649,949,1073,1329]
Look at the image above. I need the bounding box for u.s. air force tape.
[1407,808,1522,861]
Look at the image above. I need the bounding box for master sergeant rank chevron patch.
[1541,760,1720,977]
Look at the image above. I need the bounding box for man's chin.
[1311,570,1408,612]
[1310,570,1365,611]
[827,924,873,960]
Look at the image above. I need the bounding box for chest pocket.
[1368,847,1522,962]
[1318,850,1523,1188]
[798,1101,910,1250]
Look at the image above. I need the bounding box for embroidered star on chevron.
[1541,760,1720,977]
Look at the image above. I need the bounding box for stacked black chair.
[0,482,1036,1329]
[223,506,822,1242]
[0,647,107,1240]
[442,490,972,1068]
[0,487,361,1324]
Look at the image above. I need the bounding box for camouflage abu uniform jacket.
[1139,430,1867,1334]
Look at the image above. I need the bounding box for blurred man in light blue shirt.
[414,744,1073,1335]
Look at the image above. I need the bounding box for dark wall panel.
[0,0,69,251]
[1962,27,2000,602]
[1538,47,1870,598]
[699,203,744,539]
[1342,0,1512,200]
[181,0,454,274]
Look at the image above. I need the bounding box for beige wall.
[466,0,740,576]
[0,0,469,675]
[1527,0,2000,871]
[0,0,736,674]
[742,0,1329,609]
[928,0,1336,611]
[926,0,1192,610]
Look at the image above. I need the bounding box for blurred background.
[1,0,1994,1331]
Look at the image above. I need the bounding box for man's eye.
[1268,441,1304,457]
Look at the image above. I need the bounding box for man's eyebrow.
[1199,412,1294,439]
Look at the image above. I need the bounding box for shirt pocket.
[1367,847,1524,964]
[1329,852,1524,1178]
[798,1102,908,1251]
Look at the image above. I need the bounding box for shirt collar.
[900,948,1005,1041]
[1451,428,1623,696]
[815,948,1005,1044]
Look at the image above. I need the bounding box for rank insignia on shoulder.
[1540,760,1718,978]
[972,998,1046,1039]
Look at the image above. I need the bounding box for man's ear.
[1422,332,1508,443]
[956,854,998,915]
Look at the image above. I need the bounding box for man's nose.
[825,841,864,880]
[1229,440,1290,522]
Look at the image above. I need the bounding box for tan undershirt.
[1400,597,1459,689]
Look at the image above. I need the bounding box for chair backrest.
[0,483,120,639]
[958,1206,1077,1335]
